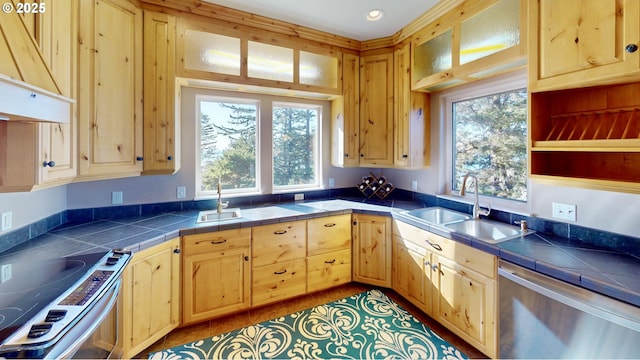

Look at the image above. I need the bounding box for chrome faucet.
[216,180,229,213]
[459,173,491,219]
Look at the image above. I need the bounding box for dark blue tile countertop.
[1,199,638,308]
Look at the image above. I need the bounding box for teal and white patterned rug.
[149,289,469,360]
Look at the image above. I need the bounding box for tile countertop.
[1,199,638,307]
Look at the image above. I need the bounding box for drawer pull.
[274,269,288,275]
[324,223,336,227]
[325,259,336,264]
[211,239,227,244]
[426,241,442,251]
[273,230,288,235]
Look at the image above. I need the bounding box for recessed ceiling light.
[366,9,384,21]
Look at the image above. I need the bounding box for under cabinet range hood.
[0,2,73,123]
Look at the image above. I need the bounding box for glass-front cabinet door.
[177,18,341,95]
[412,0,525,92]
[459,0,520,65]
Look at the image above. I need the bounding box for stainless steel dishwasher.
[499,260,640,359]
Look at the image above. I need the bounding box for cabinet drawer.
[252,258,306,306]
[182,228,251,256]
[307,214,351,255]
[445,242,496,279]
[307,248,352,292]
[393,220,496,279]
[394,220,455,252]
[252,221,306,267]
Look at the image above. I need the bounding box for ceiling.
[201,0,441,41]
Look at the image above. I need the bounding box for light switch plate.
[177,186,186,199]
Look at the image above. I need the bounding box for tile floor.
[135,283,488,359]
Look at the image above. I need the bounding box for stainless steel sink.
[196,208,242,223]
[445,219,530,244]
[401,207,470,225]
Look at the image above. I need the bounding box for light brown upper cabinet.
[332,45,430,169]
[530,0,640,92]
[77,0,143,180]
[38,0,78,187]
[412,0,526,92]
[331,52,360,167]
[0,0,77,192]
[359,51,395,167]
[142,11,179,175]
[394,42,430,168]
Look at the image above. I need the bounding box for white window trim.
[440,69,531,214]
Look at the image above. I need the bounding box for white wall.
[0,186,67,232]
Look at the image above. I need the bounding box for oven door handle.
[50,278,122,359]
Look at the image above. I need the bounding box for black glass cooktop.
[0,251,108,345]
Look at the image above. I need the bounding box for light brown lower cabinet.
[352,214,392,287]
[120,238,181,358]
[432,253,496,358]
[182,228,252,325]
[252,258,307,306]
[251,221,307,306]
[392,220,497,359]
[307,248,352,292]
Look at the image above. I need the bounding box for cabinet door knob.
[625,44,638,53]
[344,153,349,157]
[360,154,364,157]
[136,156,144,161]
[173,248,181,254]
[42,161,56,168]
[402,154,408,158]
[244,256,249,261]
[167,155,173,160]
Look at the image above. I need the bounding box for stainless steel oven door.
[47,279,122,359]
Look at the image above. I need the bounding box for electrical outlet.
[177,186,186,199]
[1,264,11,283]
[411,180,418,191]
[1,211,12,232]
[328,178,335,188]
[111,191,123,205]
[552,202,577,222]
[294,193,304,201]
